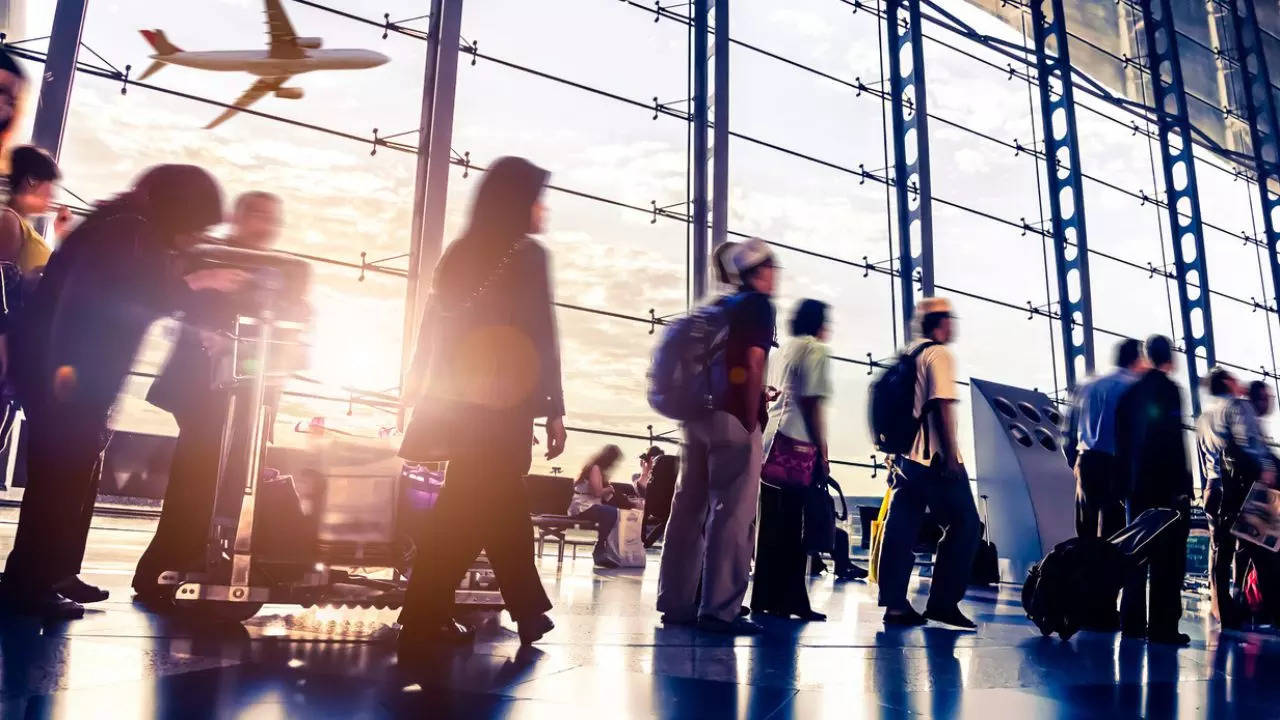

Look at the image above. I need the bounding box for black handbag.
[803,473,845,554]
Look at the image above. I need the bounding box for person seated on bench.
[569,444,624,568]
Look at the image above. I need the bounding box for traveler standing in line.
[0,146,65,278]
[131,191,291,603]
[876,297,980,628]
[1198,367,1277,629]
[569,444,624,569]
[751,299,833,621]
[1115,335,1192,645]
[398,157,565,650]
[1069,338,1144,542]
[1,165,242,619]
[657,238,777,635]
[1247,381,1275,438]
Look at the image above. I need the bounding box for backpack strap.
[906,340,939,459]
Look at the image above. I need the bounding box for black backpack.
[868,341,936,455]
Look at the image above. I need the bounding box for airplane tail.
[139,29,181,56]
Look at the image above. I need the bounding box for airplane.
[138,0,389,129]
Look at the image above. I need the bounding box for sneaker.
[53,576,109,604]
[517,613,555,646]
[835,564,870,582]
[593,555,620,570]
[923,606,977,630]
[697,616,764,635]
[883,606,927,627]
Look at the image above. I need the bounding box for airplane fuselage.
[151,48,387,76]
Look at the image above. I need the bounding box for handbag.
[803,475,841,554]
[761,432,819,489]
[867,487,893,584]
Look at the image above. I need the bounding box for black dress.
[751,479,814,617]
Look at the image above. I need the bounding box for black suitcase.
[1022,507,1180,640]
[970,494,1000,587]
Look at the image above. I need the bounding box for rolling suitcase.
[970,494,1000,587]
[1022,507,1180,640]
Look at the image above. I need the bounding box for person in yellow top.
[1,145,69,276]
[0,146,69,379]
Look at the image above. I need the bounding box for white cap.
[732,237,775,275]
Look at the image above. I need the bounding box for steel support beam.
[1137,0,1216,415]
[690,0,728,303]
[691,1,709,301]
[30,0,88,160]
[1029,0,1096,389]
[1227,0,1280,332]
[400,0,463,387]
[887,0,935,338]
[709,1,729,255]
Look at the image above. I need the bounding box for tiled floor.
[0,507,1276,719]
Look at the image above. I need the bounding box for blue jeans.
[575,503,619,559]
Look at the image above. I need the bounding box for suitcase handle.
[980,494,991,543]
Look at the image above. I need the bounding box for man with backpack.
[873,297,980,628]
[654,238,777,635]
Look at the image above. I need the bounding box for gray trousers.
[657,411,763,623]
[876,457,980,612]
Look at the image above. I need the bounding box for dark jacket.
[13,212,190,415]
[399,237,564,462]
[1116,368,1192,506]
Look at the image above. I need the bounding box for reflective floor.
[0,508,1277,719]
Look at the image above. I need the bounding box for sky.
[10,0,1280,496]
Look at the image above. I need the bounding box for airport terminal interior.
[6,0,1280,717]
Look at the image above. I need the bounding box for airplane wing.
[264,0,305,59]
[206,76,288,129]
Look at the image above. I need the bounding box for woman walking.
[398,156,566,652]
[751,299,834,621]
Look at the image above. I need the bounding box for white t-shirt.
[906,339,961,466]
[763,335,833,457]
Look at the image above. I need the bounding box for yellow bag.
[867,488,893,584]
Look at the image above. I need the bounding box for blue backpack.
[647,295,739,421]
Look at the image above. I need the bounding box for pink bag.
[761,432,818,489]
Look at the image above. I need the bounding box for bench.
[524,474,598,564]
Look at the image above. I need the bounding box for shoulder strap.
[908,341,940,458]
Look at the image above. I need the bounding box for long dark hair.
[579,444,623,484]
[91,164,223,242]
[433,156,549,305]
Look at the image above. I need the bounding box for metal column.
[1136,0,1216,415]
[709,1,729,254]
[1227,0,1280,332]
[886,0,935,338]
[691,0,728,303]
[691,0,710,301]
[1029,0,1096,389]
[30,0,88,160]
[400,0,463,387]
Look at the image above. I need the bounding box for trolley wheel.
[175,600,265,624]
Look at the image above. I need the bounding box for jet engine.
[275,87,304,99]
[296,37,323,49]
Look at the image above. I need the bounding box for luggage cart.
[156,245,501,622]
